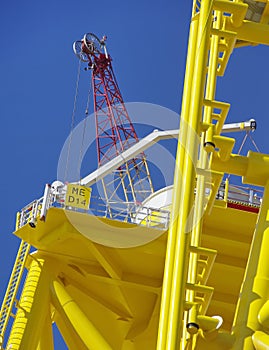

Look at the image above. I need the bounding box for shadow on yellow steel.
[11,200,257,349]
[252,331,269,350]
[13,208,166,349]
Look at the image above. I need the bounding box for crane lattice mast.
[73,33,153,214]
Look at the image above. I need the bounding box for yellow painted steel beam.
[203,100,230,135]
[205,171,223,215]
[211,152,248,177]
[75,267,162,294]
[226,19,269,45]
[53,310,89,350]
[52,279,113,350]
[195,330,235,350]
[204,10,222,142]
[86,241,122,279]
[159,0,213,348]
[258,299,269,329]
[232,180,269,349]
[212,151,269,187]
[217,36,236,77]
[61,265,133,319]
[185,10,222,346]
[213,0,248,27]
[243,151,269,187]
[156,13,199,350]
[6,258,53,350]
[125,295,159,339]
[213,135,235,162]
[36,311,54,350]
[252,331,269,350]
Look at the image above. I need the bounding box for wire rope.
[78,80,93,184]
[249,132,261,153]
[227,130,260,180]
[226,131,249,180]
[64,59,82,182]
[237,131,249,155]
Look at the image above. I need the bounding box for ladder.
[0,240,30,346]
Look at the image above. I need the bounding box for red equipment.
[73,33,153,214]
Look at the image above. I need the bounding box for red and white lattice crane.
[73,33,153,216]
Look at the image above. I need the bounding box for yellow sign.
[65,184,91,210]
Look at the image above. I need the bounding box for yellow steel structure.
[1,0,269,349]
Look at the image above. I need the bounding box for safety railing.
[219,181,263,207]
[16,186,170,231]
[17,198,44,229]
[89,199,170,229]
[16,181,263,232]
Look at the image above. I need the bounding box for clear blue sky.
[0,0,268,347]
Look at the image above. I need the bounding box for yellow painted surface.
[3,1,269,349]
[10,202,257,349]
[65,184,91,210]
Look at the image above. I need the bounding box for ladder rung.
[0,240,31,341]
[186,283,214,314]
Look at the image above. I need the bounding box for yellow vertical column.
[6,257,53,350]
[167,0,212,346]
[186,5,221,328]
[157,0,213,349]
[232,180,269,349]
[36,311,54,350]
[156,8,199,350]
[193,5,222,240]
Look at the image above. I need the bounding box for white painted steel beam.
[80,120,255,187]
[80,129,178,187]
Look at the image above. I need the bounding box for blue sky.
[0,0,268,347]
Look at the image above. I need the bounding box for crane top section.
[73,33,109,70]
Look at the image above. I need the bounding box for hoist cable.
[227,131,249,180]
[64,59,82,182]
[78,80,93,183]
[248,132,261,153]
[226,130,261,181]
[237,131,249,155]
